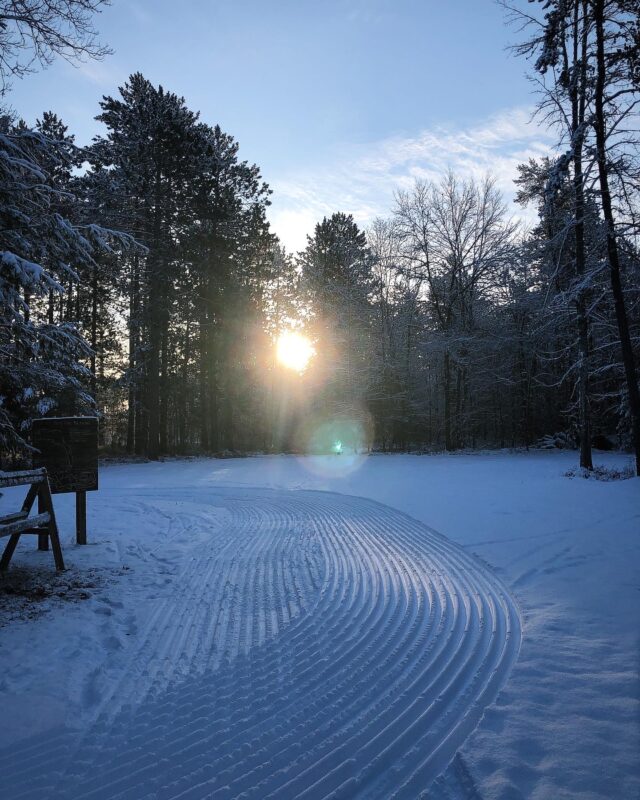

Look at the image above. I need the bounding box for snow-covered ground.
[0,451,638,799]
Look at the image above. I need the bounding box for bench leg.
[40,479,64,570]
[49,528,65,571]
[0,534,21,571]
[37,493,49,551]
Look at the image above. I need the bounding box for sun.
[276,330,314,372]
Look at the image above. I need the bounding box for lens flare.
[297,414,373,478]
[276,331,314,372]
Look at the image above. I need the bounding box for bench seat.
[0,512,51,537]
[0,469,64,570]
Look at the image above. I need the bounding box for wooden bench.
[0,468,65,571]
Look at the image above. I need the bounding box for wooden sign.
[31,417,98,495]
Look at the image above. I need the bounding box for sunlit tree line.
[1,0,639,473]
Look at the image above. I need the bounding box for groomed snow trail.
[3,488,521,800]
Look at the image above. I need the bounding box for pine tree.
[95,73,203,457]
[0,114,132,453]
[300,212,377,422]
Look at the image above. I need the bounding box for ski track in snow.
[0,488,521,800]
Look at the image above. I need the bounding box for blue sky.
[12,0,553,250]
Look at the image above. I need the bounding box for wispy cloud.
[128,2,154,27]
[268,106,556,252]
[64,58,123,90]
[343,0,397,25]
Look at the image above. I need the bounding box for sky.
[10,0,555,251]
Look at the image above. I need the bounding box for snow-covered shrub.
[564,464,635,481]
[535,431,577,450]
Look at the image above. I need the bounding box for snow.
[0,250,63,294]
[0,451,638,799]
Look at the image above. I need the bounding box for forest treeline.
[1,0,639,473]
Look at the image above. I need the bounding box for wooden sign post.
[31,417,98,546]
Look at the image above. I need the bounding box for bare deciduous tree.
[394,173,518,449]
[0,0,111,93]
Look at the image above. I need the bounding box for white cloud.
[63,57,124,90]
[268,106,555,252]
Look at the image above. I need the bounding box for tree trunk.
[593,0,640,475]
[127,255,140,454]
[90,262,98,395]
[444,349,452,450]
[573,0,593,470]
[145,164,164,460]
[159,324,168,454]
[199,305,210,451]
[179,316,191,453]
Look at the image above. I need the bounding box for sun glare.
[276,331,314,372]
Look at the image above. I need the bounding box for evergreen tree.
[0,114,131,453]
[300,212,377,420]
[94,73,203,457]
